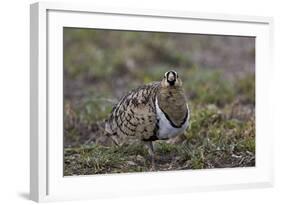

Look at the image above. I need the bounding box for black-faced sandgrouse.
[105,70,190,169]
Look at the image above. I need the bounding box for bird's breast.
[155,98,189,139]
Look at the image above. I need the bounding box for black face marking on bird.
[162,70,182,88]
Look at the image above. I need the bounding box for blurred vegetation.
[63,28,255,175]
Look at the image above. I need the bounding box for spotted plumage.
[105,70,190,169]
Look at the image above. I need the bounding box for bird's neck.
[157,86,188,127]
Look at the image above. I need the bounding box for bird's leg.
[144,141,156,171]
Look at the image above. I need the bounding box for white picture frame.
[30,2,274,202]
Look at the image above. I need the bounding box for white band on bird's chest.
[155,98,189,139]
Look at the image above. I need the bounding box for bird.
[105,70,190,169]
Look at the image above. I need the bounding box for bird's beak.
[168,74,175,82]
[167,74,176,86]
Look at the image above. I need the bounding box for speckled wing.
[106,82,160,143]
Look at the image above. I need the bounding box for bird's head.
[161,70,182,88]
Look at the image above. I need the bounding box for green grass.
[64,144,150,175]
[64,102,255,175]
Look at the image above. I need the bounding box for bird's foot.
[150,165,156,171]
[150,158,156,171]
